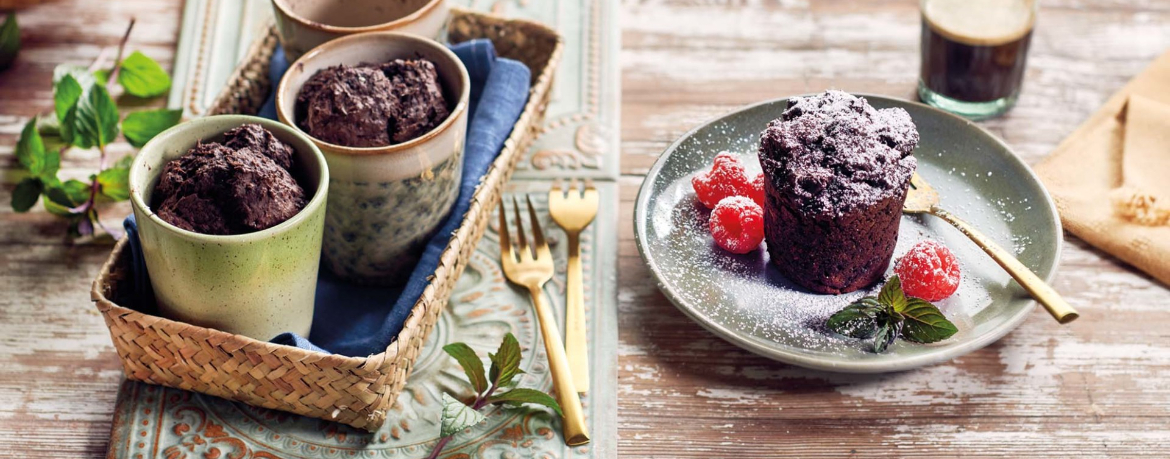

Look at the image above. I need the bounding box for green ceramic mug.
[128,115,329,341]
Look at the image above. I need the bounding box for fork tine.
[512,196,529,259]
[526,195,549,256]
[584,177,596,191]
[498,198,513,262]
[569,177,580,196]
[552,178,563,193]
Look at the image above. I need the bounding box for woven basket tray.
[90,8,562,432]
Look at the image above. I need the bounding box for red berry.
[709,196,765,254]
[748,173,765,208]
[894,240,961,301]
[692,152,753,209]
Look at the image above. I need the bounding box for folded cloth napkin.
[124,39,531,357]
[1035,49,1170,286]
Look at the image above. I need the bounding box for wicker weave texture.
[91,8,563,432]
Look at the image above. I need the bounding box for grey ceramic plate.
[634,95,1062,373]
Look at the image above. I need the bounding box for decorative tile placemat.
[107,184,618,459]
[113,0,621,457]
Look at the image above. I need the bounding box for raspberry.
[748,173,765,208]
[894,240,961,301]
[709,196,764,254]
[692,152,753,209]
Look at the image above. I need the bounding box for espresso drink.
[920,0,1035,104]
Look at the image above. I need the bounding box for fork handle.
[931,207,1079,324]
[528,285,591,446]
[565,231,590,393]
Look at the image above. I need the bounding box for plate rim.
[633,93,1064,373]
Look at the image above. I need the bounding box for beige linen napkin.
[1035,50,1170,285]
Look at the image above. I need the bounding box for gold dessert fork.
[548,178,598,393]
[498,196,590,446]
[904,173,1079,324]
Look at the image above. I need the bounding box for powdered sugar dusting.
[647,150,1019,359]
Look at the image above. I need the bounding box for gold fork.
[548,178,598,393]
[904,173,1079,324]
[498,196,590,446]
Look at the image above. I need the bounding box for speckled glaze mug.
[271,0,449,60]
[128,115,329,341]
[276,32,470,286]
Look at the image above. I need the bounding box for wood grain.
[2,0,1170,457]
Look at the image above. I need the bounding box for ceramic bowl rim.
[275,31,472,157]
[633,93,1064,373]
[129,114,330,244]
[272,0,445,34]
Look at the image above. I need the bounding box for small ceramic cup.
[129,115,329,341]
[271,0,449,60]
[276,31,470,286]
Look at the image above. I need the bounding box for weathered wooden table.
[2,0,1169,457]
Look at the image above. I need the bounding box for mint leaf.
[117,51,171,98]
[900,298,958,343]
[439,393,486,438]
[72,84,120,148]
[12,178,42,212]
[878,275,908,312]
[43,180,89,216]
[54,74,84,122]
[121,108,181,148]
[97,165,130,201]
[488,333,524,388]
[15,119,46,176]
[443,342,488,394]
[826,297,883,339]
[872,321,899,354]
[488,388,562,416]
[0,12,18,70]
[93,68,110,86]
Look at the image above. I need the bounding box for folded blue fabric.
[123,39,531,357]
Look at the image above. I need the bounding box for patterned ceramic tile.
[107,183,619,459]
[168,0,621,181]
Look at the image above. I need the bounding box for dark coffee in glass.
[918,0,1036,119]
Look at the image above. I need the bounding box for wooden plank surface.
[1,0,1169,458]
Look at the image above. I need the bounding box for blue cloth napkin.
[123,40,531,357]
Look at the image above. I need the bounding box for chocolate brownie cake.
[153,124,307,235]
[758,90,919,294]
[296,59,450,148]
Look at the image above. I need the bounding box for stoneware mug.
[129,115,329,341]
[276,31,470,286]
[271,0,448,60]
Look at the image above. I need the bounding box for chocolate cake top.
[759,90,918,216]
[153,124,307,235]
[295,58,450,148]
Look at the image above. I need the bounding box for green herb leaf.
[72,84,120,148]
[825,297,883,339]
[97,165,130,201]
[488,332,524,388]
[878,275,908,312]
[54,73,84,122]
[117,51,171,98]
[11,178,42,212]
[488,388,563,416]
[439,393,486,438]
[93,68,110,86]
[15,119,46,176]
[443,342,488,394]
[43,180,89,216]
[0,12,19,71]
[121,108,181,148]
[900,298,959,343]
[36,115,68,157]
[53,64,95,87]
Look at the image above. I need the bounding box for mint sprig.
[429,333,561,459]
[8,19,180,240]
[826,275,957,353]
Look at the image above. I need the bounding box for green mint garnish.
[826,275,958,353]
